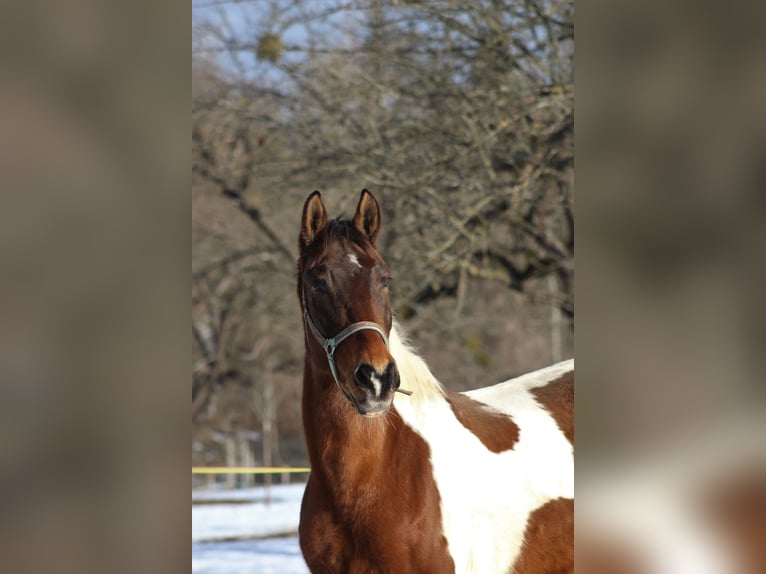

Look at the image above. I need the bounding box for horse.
[296,189,574,574]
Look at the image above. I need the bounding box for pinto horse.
[297,189,574,574]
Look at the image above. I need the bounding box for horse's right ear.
[300,191,328,250]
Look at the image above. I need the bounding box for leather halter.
[301,289,411,413]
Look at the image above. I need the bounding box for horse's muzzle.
[353,361,399,416]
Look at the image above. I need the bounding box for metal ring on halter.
[301,290,412,412]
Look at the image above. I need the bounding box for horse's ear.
[300,191,328,249]
[353,189,381,245]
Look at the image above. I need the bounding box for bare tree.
[192,0,574,465]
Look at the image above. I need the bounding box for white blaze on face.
[348,253,362,269]
[370,372,382,397]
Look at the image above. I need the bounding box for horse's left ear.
[353,189,381,245]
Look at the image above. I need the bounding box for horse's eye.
[310,279,328,293]
[382,276,393,288]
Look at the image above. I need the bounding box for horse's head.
[297,189,400,417]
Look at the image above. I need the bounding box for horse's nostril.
[354,364,375,391]
[387,362,400,391]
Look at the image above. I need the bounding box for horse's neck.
[300,324,445,505]
[302,369,394,491]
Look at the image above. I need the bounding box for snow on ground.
[193,483,309,573]
[193,483,306,542]
[193,483,307,504]
[192,538,308,574]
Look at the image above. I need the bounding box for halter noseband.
[301,290,411,412]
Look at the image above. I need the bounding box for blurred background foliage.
[192,0,573,470]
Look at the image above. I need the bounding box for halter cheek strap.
[301,290,412,412]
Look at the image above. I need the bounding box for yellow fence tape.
[192,467,310,474]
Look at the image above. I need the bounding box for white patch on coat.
[347,253,361,268]
[389,323,574,574]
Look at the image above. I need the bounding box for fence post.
[224,435,236,489]
[238,435,251,488]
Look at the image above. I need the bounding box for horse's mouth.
[358,403,391,418]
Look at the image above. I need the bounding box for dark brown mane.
[300,217,370,257]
